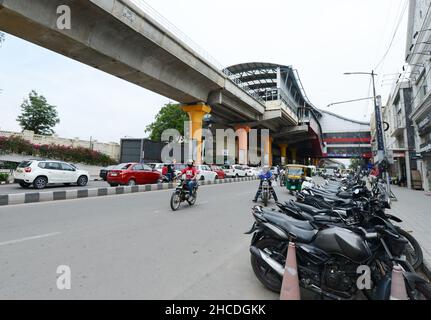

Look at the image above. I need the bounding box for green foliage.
[0,136,116,166]
[0,161,19,170]
[349,158,362,170]
[17,90,60,135]
[145,103,188,141]
[0,173,9,182]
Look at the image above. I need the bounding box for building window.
[416,68,428,104]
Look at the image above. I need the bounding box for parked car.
[107,163,161,187]
[195,164,218,181]
[210,165,225,179]
[147,163,165,173]
[99,165,117,181]
[13,160,90,189]
[222,164,247,178]
[242,166,258,177]
[173,163,186,176]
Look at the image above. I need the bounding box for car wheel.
[128,179,136,186]
[215,175,218,180]
[33,176,48,189]
[235,174,239,178]
[77,175,88,187]
[200,175,205,181]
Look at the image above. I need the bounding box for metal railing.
[127,0,264,104]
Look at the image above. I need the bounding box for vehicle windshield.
[115,163,132,170]
[287,168,304,176]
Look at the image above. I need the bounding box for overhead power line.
[374,0,408,71]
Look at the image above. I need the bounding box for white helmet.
[187,160,194,166]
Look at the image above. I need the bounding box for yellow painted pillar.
[291,147,297,164]
[182,104,211,165]
[279,144,288,165]
[235,125,250,165]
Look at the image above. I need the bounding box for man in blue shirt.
[253,166,279,202]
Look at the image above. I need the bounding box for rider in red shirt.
[180,160,198,196]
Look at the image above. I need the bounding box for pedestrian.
[167,159,176,182]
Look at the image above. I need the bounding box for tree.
[145,103,188,141]
[349,158,362,170]
[17,90,60,135]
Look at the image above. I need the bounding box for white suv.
[196,164,218,181]
[14,160,90,189]
[222,164,247,178]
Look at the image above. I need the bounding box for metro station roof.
[225,62,322,118]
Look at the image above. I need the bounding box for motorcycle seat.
[337,191,352,199]
[262,211,317,243]
[292,202,332,216]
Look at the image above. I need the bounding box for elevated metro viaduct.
[0,0,371,166]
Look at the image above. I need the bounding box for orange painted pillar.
[235,125,250,165]
[263,136,273,166]
[182,104,211,165]
[279,144,288,165]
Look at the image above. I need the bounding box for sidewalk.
[388,185,431,277]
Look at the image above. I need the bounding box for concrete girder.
[0,0,220,103]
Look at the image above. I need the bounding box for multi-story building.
[405,0,431,191]
[383,81,417,188]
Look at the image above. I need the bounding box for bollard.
[280,242,300,300]
[389,265,408,300]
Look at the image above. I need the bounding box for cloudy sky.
[0,0,409,143]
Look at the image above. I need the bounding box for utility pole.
[344,71,393,198]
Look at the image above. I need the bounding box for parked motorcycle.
[170,178,198,211]
[291,175,423,270]
[246,171,429,299]
[246,205,431,300]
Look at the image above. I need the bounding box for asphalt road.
[0,180,109,195]
[0,180,291,299]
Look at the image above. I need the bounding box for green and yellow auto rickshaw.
[284,165,311,194]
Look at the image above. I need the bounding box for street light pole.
[344,71,392,197]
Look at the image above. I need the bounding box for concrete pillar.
[263,135,273,166]
[279,144,288,165]
[235,125,250,165]
[182,104,211,165]
[291,147,297,164]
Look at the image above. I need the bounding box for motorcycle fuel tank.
[312,227,372,263]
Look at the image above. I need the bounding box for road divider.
[0,176,258,206]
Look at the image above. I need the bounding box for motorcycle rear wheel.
[170,193,181,211]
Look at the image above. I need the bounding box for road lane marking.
[0,232,61,246]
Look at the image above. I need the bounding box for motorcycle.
[290,175,423,270]
[260,178,272,207]
[170,178,198,211]
[246,205,431,300]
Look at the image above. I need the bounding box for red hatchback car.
[107,163,161,187]
[210,165,226,179]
